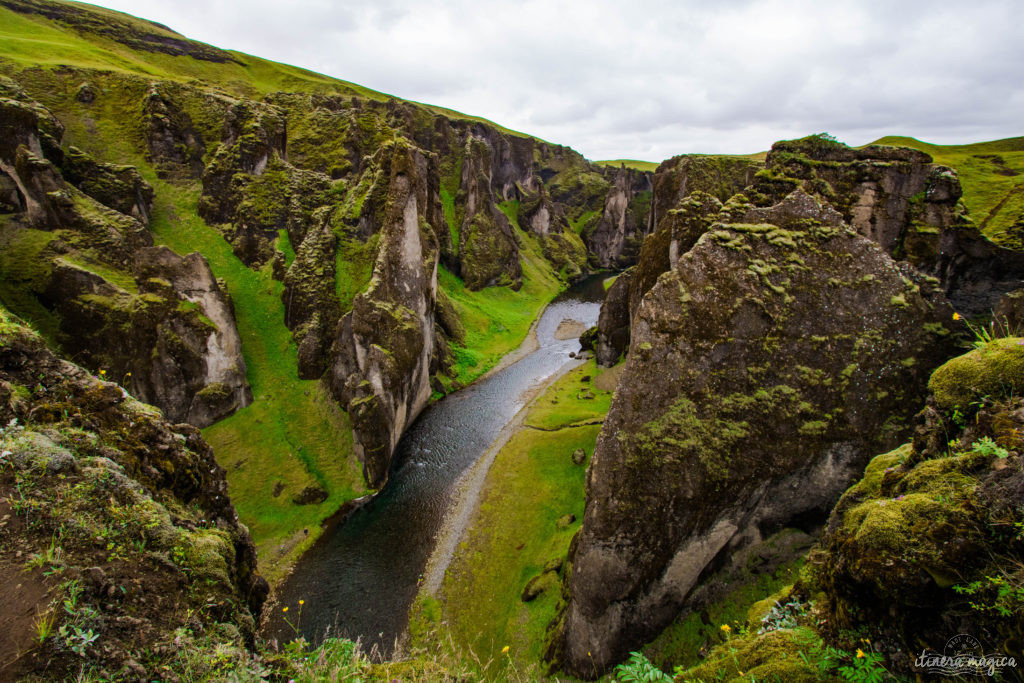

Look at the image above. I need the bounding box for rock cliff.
[550,188,961,677]
[0,306,265,679]
[0,88,251,428]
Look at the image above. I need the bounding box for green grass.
[439,230,564,386]
[0,2,539,140]
[870,136,1024,243]
[424,360,612,678]
[147,182,368,586]
[593,158,660,172]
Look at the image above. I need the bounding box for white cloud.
[85,0,1023,160]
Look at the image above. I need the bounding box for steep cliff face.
[0,89,250,428]
[585,166,653,268]
[0,306,265,679]
[550,190,961,677]
[326,140,441,488]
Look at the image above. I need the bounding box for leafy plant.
[58,624,99,656]
[614,651,673,683]
[837,649,888,683]
[969,436,1010,459]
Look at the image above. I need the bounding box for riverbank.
[264,279,605,652]
[410,358,617,678]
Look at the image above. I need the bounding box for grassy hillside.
[0,0,575,583]
[0,0,533,138]
[594,158,661,172]
[870,135,1024,244]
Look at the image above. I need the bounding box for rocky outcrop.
[143,83,206,179]
[61,145,154,225]
[585,166,653,268]
[133,247,251,426]
[649,154,761,229]
[549,191,961,677]
[755,135,1024,314]
[456,136,522,290]
[801,339,1024,674]
[0,91,250,428]
[0,306,265,679]
[594,270,632,366]
[326,140,441,488]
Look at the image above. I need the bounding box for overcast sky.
[87,0,1022,162]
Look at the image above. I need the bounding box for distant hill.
[869,135,1024,244]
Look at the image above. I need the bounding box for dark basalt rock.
[595,269,632,367]
[549,191,961,678]
[143,84,206,179]
[754,135,1024,315]
[458,136,522,290]
[585,166,653,268]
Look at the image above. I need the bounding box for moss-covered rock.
[756,135,1024,315]
[928,336,1024,411]
[0,306,266,679]
[550,191,961,677]
[807,373,1024,674]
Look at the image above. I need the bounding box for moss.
[928,336,1024,410]
[678,627,826,682]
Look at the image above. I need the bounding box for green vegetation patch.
[927,336,1024,411]
[438,231,563,385]
[147,182,368,585]
[422,362,609,678]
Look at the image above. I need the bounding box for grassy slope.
[870,135,1024,242]
[148,184,368,586]
[415,359,614,679]
[0,1,574,581]
[0,29,371,584]
[593,158,660,172]
[0,2,534,137]
[440,208,565,387]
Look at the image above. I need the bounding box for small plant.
[58,624,98,656]
[759,599,806,633]
[954,566,1024,617]
[613,651,673,683]
[954,311,1022,349]
[969,436,1010,459]
[838,648,888,683]
[34,608,56,644]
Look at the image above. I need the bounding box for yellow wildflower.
[953,312,961,321]
[502,645,509,654]
[721,624,731,633]
[856,648,866,658]
[299,599,304,605]
[282,606,289,612]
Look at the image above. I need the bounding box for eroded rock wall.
[550,190,961,677]
[0,90,250,427]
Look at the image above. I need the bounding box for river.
[265,275,607,654]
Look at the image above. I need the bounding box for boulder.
[549,191,961,677]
